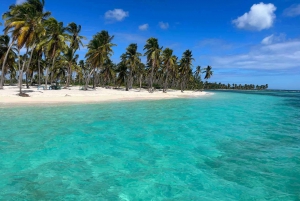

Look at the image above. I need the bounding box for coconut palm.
[0,35,17,88]
[61,46,79,87]
[125,43,141,90]
[203,65,213,90]
[85,31,115,90]
[161,48,176,93]
[179,50,194,92]
[66,22,85,52]
[194,65,202,91]
[1,0,50,92]
[144,37,162,92]
[41,17,69,89]
[116,54,128,89]
[203,65,213,80]
[101,59,115,87]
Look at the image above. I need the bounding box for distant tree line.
[203,82,269,90]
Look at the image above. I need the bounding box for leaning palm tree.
[194,65,202,91]
[161,48,176,93]
[203,65,213,89]
[144,37,162,92]
[125,43,141,90]
[179,50,194,92]
[1,0,50,92]
[0,35,17,88]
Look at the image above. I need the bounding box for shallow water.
[0,91,299,200]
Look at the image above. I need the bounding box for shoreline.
[0,86,212,106]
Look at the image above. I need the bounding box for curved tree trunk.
[0,40,15,89]
[139,74,142,91]
[163,69,169,93]
[84,68,95,90]
[19,49,29,95]
[150,61,155,93]
[38,59,41,86]
[25,47,35,89]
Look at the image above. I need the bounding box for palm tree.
[101,59,115,87]
[2,0,50,93]
[66,22,85,86]
[136,63,145,91]
[61,47,79,87]
[116,54,128,89]
[125,43,141,90]
[0,35,17,88]
[179,50,194,92]
[194,65,202,91]
[203,65,213,89]
[144,37,162,92]
[85,31,115,90]
[161,48,176,93]
[41,17,69,89]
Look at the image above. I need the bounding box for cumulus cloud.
[16,0,26,4]
[139,24,149,31]
[261,34,286,45]
[208,40,300,70]
[105,9,129,22]
[232,3,276,31]
[159,22,169,30]
[283,4,300,17]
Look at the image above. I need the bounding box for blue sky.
[1,0,300,89]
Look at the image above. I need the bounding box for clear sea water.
[0,90,299,201]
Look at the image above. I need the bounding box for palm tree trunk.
[25,48,35,89]
[164,69,169,93]
[0,40,15,89]
[150,61,155,92]
[19,48,29,95]
[38,59,41,86]
[85,68,95,90]
[139,74,142,91]
[45,66,49,90]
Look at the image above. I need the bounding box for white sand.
[0,86,212,105]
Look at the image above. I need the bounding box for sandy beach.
[0,86,211,105]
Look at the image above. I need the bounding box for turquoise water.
[0,91,299,200]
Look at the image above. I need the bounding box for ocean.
[0,90,299,200]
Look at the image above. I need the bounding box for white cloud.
[104,9,129,22]
[159,22,169,30]
[208,40,300,70]
[16,0,26,4]
[283,4,300,17]
[261,34,285,45]
[139,24,149,31]
[232,3,276,31]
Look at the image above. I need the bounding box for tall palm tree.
[161,48,176,93]
[0,35,17,88]
[66,22,85,52]
[194,65,202,91]
[125,43,141,90]
[101,59,115,87]
[144,37,162,92]
[66,22,85,86]
[85,31,115,90]
[41,17,69,89]
[203,65,213,89]
[61,47,79,87]
[2,0,50,92]
[1,0,50,92]
[179,50,194,92]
